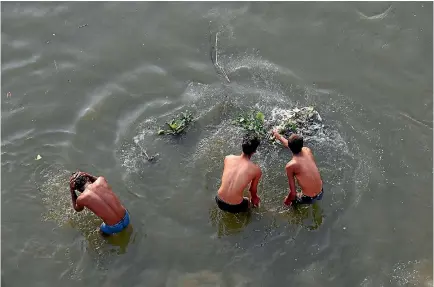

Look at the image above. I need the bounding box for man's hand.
[284,192,301,206]
[273,129,289,148]
[284,195,292,206]
[80,172,97,183]
[251,195,260,207]
[69,176,76,192]
[272,129,280,139]
[70,170,97,185]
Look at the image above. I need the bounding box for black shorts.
[215,196,249,213]
[293,188,324,205]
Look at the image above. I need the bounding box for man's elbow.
[74,206,84,212]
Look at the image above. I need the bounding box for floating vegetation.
[232,107,323,143]
[157,111,194,136]
[234,110,267,138]
[269,106,323,141]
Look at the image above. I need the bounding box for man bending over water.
[69,171,130,235]
[216,133,262,213]
[273,131,323,206]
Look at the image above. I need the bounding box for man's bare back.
[273,131,323,205]
[70,171,129,234]
[217,155,261,205]
[77,177,126,225]
[215,133,262,213]
[286,147,322,198]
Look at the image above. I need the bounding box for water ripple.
[1,54,40,72]
[357,5,393,20]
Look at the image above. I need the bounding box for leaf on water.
[158,110,194,136]
[35,154,42,160]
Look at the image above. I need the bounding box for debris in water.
[142,150,159,162]
[78,24,88,28]
[234,110,267,138]
[232,106,324,143]
[54,60,58,71]
[268,106,324,142]
[6,92,11,98]
[157,110,194,136]
[209,25,230,83]
[35,154,42,160]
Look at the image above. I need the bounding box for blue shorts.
[293,188,324,205]
[100,210,130,235]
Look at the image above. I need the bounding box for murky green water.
[2,2,432,286]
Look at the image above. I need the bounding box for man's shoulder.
[249,162,261,173]
[286,159,297,169]
[224,155,238,162]
[302,146,313,154]
[94,176,108,185]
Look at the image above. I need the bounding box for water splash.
[391,260,433,287]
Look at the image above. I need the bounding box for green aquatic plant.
[284,119,297,132]
[157,111,194,135]
[234,110,267,138]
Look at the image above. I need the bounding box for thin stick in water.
[215,32,219,64]
[214,32,230,83]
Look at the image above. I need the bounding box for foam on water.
[390,260,433,287]
[224,52,301,81]
[204,5,249,40]
[118,117,161,174]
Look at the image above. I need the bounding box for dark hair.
[242,133,260,155]
[74,174,89,192]
[288,134,303,154]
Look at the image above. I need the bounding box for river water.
[1,2,433,287]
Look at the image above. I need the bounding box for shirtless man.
[69,171,130,235]
[273,131,323,206]
[215,133,262,213]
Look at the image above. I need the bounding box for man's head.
[71,172,90,192]
[242,133,260,156]
[288,134,303,154]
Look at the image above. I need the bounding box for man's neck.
[241,153,252,160]
[292,151,302,157]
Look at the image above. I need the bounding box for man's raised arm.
[81,172,98,183]
[272,130,289,148]
[69,180,84,212]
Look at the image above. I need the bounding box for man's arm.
[272,130,289,148]
[284,164,297,205]
[249,168,262,207]
[81,172,98,183]
[69,184,84,212]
